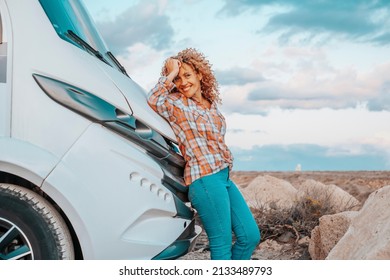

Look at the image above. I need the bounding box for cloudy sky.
[83,0,390,171]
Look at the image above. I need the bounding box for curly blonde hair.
[161,48,221,104]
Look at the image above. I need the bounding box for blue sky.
[84,0,390,171]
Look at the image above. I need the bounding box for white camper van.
[0,0,201,260]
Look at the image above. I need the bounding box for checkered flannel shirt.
[148,76,233,186]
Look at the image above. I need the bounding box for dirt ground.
[180,171,390,260]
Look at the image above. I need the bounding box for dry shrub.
[252,187,357,242]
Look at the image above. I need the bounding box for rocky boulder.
[309,211,358,260]
[297,179,360,212]
[240,175,298,210]
[327,185,390,259]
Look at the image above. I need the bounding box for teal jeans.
[189,168,260,260]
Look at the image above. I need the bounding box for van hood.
[99,64,177,143]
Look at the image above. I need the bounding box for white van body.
[0,0,201,260]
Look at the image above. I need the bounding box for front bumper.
[152,219,202,260]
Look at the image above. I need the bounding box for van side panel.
[6,0,129,158]
[42,124,184,259]
[0,137,59,186]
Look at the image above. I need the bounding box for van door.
[0,4,11,137]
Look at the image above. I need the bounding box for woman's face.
[174,63,202,99]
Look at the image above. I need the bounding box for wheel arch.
[0,170,84,259]
[0,137,84,258]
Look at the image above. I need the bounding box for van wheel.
[0,184,74,260]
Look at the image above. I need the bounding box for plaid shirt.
[148,76,233,186]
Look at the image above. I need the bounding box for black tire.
[0,184,74,260]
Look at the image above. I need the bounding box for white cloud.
[219,0,390,45]
[220,54,390,112]
[215,67,265,85]
[224,107,390,150]
[95,0,174,53]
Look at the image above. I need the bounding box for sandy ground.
[180,171,390,260]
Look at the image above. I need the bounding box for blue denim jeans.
[189,168,260,260]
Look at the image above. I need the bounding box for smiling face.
[174,63,203,100]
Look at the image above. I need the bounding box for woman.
[148,48,260,260]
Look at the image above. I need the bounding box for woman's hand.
[165,58,181,84]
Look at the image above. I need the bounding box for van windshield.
[39,0,125,75]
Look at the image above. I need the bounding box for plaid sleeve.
[147,76,176,121]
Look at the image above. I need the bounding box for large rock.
[309,211,358,260]
[327,186,390,259]
[297,179,360,212]
[240,175,298,210]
